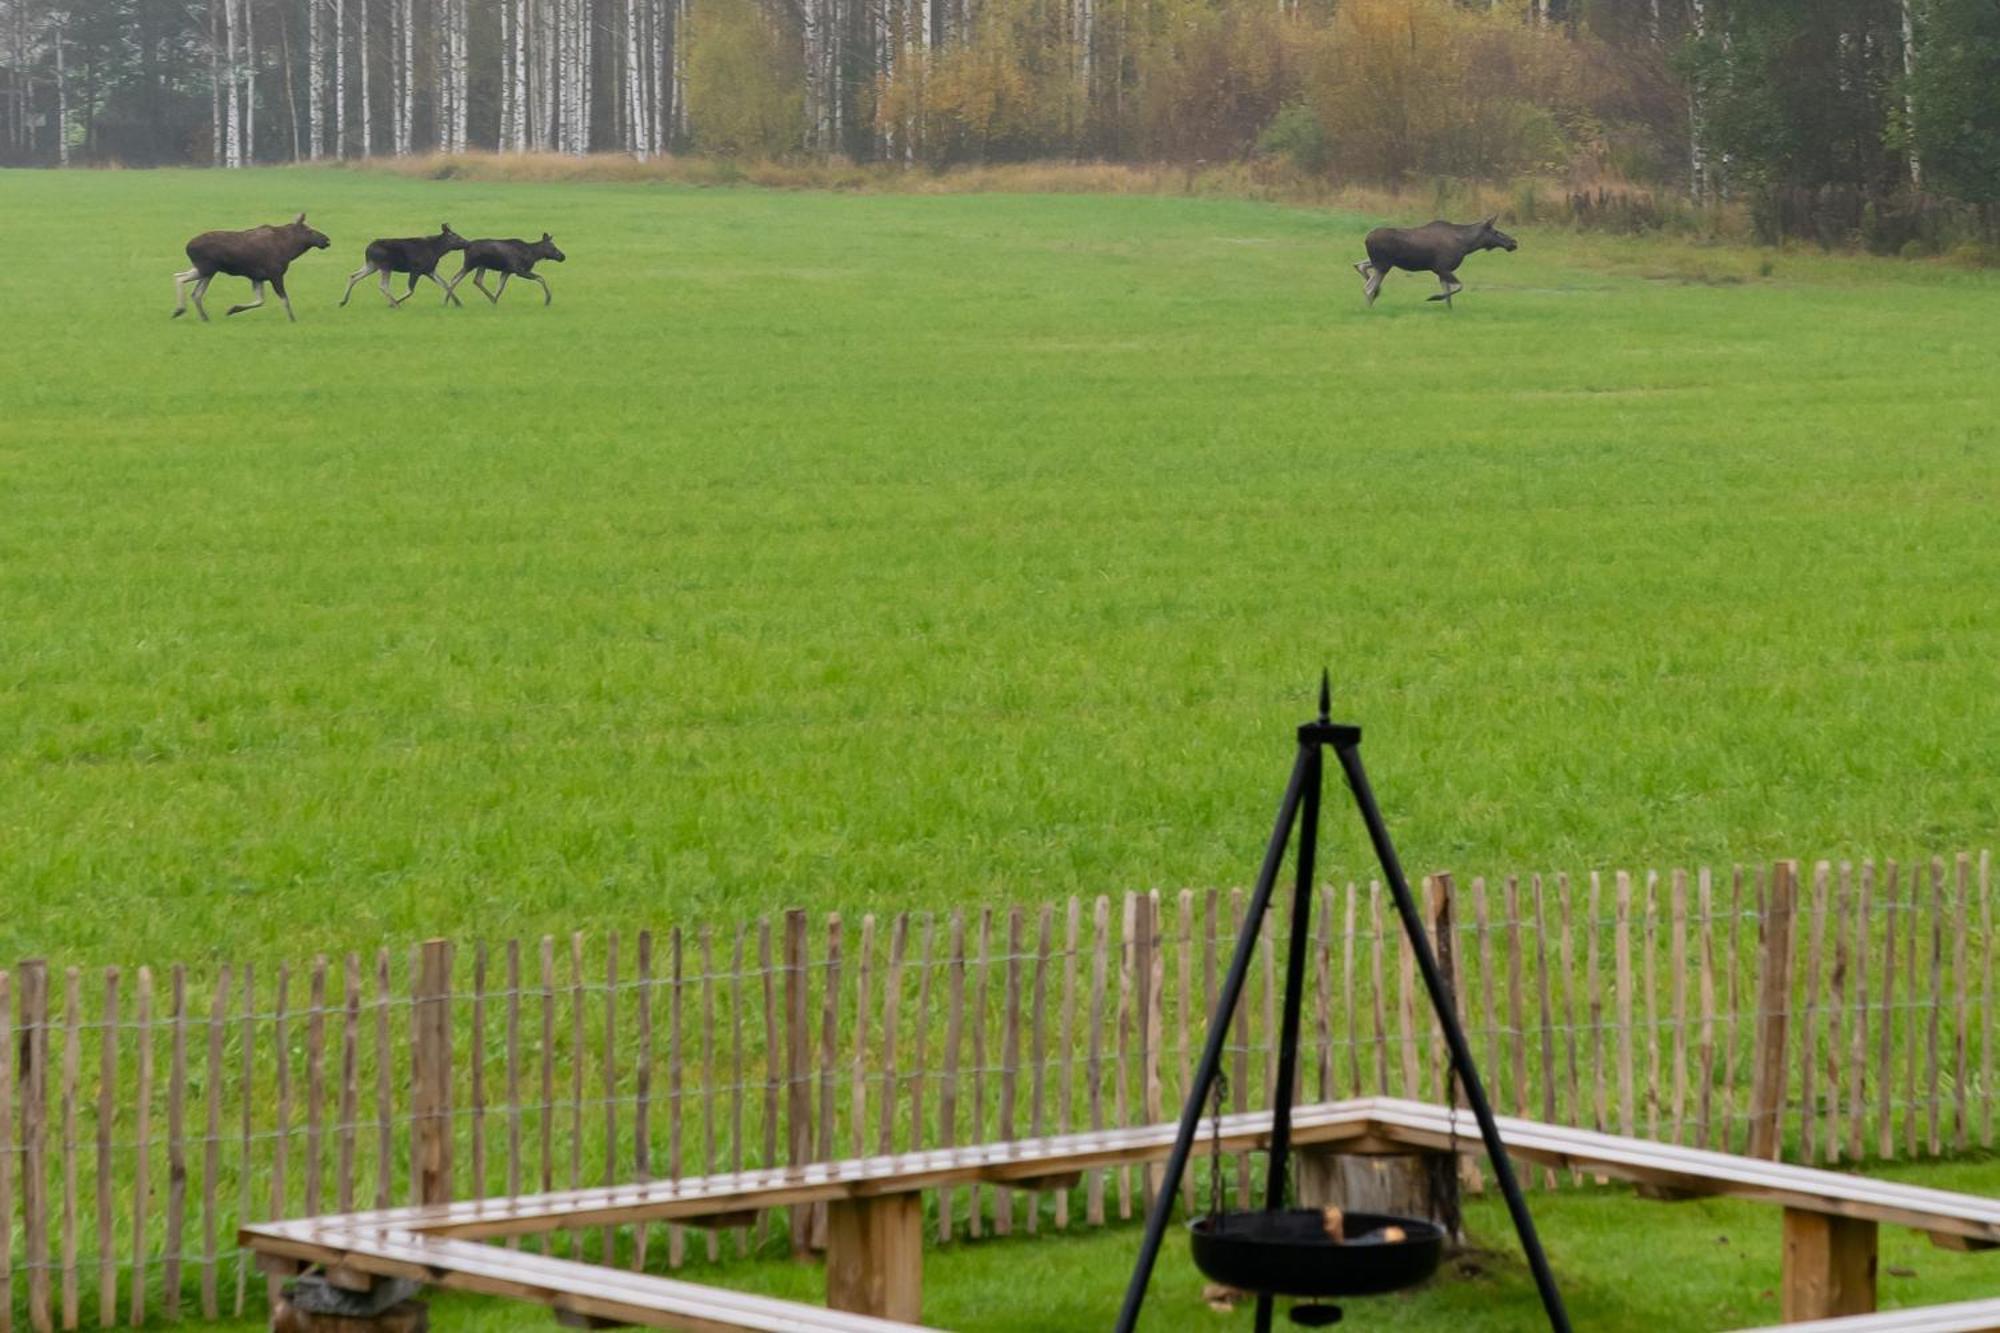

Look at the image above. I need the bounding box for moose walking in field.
[172,213,331,322]
[1353,216,1517,308]
[446,233,566,307]
[340,223,470,308]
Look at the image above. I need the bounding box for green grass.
[3,167,1997,965]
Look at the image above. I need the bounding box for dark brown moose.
[1353,216,1517,308]
[340,223,470,308]
[172,213,331,322]
[445,233,567,307]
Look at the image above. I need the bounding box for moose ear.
[294,212,307,224]
[541,232,552,242]
[1482,213,1497,227]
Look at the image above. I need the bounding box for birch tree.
[306,0,321,155]
[222,0,240,163]
[51,6,66,163]
[358,0,369,154]
[243,0,255,160]
[333,0,344,153]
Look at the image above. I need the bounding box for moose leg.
[527,274,551,306]
[1427,271,1462,307]
[189,275,213,322]
[340,264,375,307]
[226,280,266,317]
[172,268,202,319]
[444,264,472,303]
[1363,267,1386,308]
[1353,259,1375,280]
[473,272,499,304]
[426,271,461,308]
[380,269,402,306]
[494,273,513,303]
[272,275,296,323]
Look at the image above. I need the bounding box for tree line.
[1,0,1994,238]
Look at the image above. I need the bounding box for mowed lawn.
[3,167,1997,963]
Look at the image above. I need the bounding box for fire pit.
[1189,1209,1444,1298]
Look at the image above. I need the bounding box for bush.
[1257,101,1330,176]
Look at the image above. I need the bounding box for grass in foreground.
[3,167,1998,963]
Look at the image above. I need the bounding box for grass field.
[3,167,1997,964]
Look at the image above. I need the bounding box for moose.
[1353,216,1517,308]
[172,213,331,322]
[445,233,566,307]
[340,223,470,308]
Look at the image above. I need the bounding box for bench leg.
[825,1195,923,1324]
[1782,1210,1877,1322]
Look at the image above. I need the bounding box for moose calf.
[172,213,331,322]
[1353,216,1517,308]
[446,233,567,307]
[341,223,470,308]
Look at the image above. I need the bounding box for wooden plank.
[1474,877,1497,1111]
[729,926,747,1258]
[1313,885,1334,1103]
[1903,860,1921,1160]
[1532,875,1559,1179]
[1086,897,1108,1227]
[1722,867,1744,1155]
[968,910,990,1238]
[1025,906,1053,1235]
[163,967,188,1321]
[1113,895,1134,1223]
[906,917,935,1218]
[1801,863,1829,1164]
[1505,876,1529,1124]
[1952,854,1971,1153]
[1058,899,1079,1229]
[1698,869,1718,1151]
[340,955,362,1215]
[505,942,523,1252]
[851,914,875,1174]
[0,968,14,1333]
[22,961,51,1333]
[1232,888,1253,1207]
[700,927,719,1263]
[758,920,777,1252]
[1642,871,1661,1141]
[1876,862,1898,1161]
[783,910,811,1256]
[1343,882,1360,1100]
[880,916,908,1159]
[936,912,965,1243]
[1670,870,1689,1145]
[1587,872,1605,1132]
[1615,871,1636,1139]
[1749,861,1799,1161]
[413,940,455,1208]
[1370,882,1389,1097]
[668,929,685,1267]
[1782,1209,1877,1321]
[569,934,587,1252]
[1847,864,1870,1166]
[199,966,226,1319]
[633,931,653,1272]
[233,963,255,1316]
[538,937,558,1253]
[1983,851,1995,1151]
[95,969,118,1328]
[995,909,1021,1234]
[1926,858,1945,1157]
[1144,891,1165,1197]
[601,933,619,1264]
[1397,883,1420,1102]
[472,942,489,1208]
[1557,874,1580,1137]
[127,968,153,1326]
[306,957,327,1219]
[1828,866,1850,1163]
[60,968,80,1332]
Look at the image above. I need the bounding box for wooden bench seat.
[241,1096,2000,1330]
[246,1222,940,1333]
[1728,1299,2000,1332]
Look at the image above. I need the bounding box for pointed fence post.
[412,940,455,1206]
[1749,862,1799,1161]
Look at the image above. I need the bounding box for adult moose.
[340,223,470,308]
[1353,216,1517,308]
[172,213,331,322]
[445,233,566,307]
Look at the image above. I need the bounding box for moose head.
[1477,215,1518,252]
[290,213,332,250]
[438,222,469,252]
[534,233,567,263]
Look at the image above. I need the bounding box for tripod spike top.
[1318,669,1331,722]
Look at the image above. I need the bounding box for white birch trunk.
[223,0,241,164]
[623,0,642,156]
[243,0,255,161]
[396,0,409,151]
[513,0,529,147]
[210,0,223,161]
[52,10,67,164]
[306,0,321,156]
[358,0,370,154]
[333,0,344,153]
[1688,0,1705,201]
[1900,0,1920,187]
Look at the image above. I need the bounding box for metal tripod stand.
[1112,680,1572,1332]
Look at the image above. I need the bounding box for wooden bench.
[240,1096,2000,1330]
[1728,1299,2000,1332]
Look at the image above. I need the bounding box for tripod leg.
[1332,741,1573,1333]
[1113,743,1315,1333]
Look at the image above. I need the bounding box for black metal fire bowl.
[1188,1209,1444,1298]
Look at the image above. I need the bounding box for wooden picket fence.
[1,852,1993,1331]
